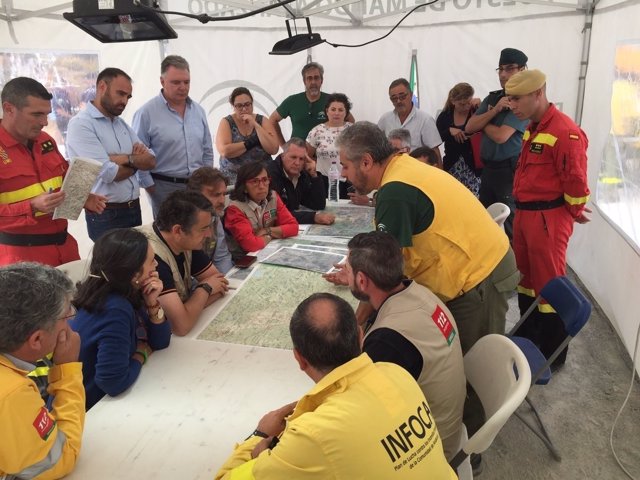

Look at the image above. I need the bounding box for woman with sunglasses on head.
[216,87,279,185]
[70,228,171,410]
[224,161,299,254]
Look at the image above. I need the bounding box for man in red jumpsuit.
[0,77,106,267]
[506,69,590,367]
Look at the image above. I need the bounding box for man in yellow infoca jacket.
[215,293,457,480]
[0,263,85,480]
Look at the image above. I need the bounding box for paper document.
[53,157,102,220]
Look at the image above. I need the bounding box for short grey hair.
[161,55,190,75]
[335,121,395,165]
[283,137,307,154]
[301,62,324,79]
[0,263,74,353]
[388,129,412,148]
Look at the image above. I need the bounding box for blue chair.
[508,275,592,460]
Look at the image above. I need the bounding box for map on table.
[199,263,358,349]
[261,247,346,273]
[304,205,375,237]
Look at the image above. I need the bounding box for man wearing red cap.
[506,69,590,367]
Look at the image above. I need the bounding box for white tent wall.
[1,2,639,362]
[568,0,640,364]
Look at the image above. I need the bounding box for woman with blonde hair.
[436,82,481,196]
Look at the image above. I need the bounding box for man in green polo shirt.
[270,62,354,146]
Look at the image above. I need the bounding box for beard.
[350,285,370,303]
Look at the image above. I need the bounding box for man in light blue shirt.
[66,68,155,242]
[133,55,214,218]
[187,167,234,274]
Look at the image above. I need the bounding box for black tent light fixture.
[63,0,177,43]
[269,17,325,55]
[62,0,441,52]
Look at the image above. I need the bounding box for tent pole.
[575,0,596,125]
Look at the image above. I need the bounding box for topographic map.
[199,263,358,349]
[305,205,375,237]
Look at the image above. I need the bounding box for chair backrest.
[463,334,531,455]
[56,258,89,285]
[540,276,592,337]
[487,202,510,227]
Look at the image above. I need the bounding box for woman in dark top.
[436,83,481,196]
[70,229,171,409]
[216,87,279,185]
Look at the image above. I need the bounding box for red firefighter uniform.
[512,103,589,360]
[0,124,80,266]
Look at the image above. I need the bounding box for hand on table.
[314,213,335,225]
[204,273,229,295]
[348,193,371,206]
[322,263,348,286]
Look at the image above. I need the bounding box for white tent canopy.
[1,0,639,362]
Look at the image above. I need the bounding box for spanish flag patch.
[569,134,580,141]
[0,146,10,164]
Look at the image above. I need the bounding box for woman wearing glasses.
[224,161,298,254]
[70,229,171,410]
[216,87,279,185]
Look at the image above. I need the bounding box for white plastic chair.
[487,202,510,229]
[56,258,89,284]
[449,334,531,471]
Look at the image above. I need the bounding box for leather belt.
[105,198,140,209]
[151,173,188,184]
[515,197,564,211]
[0,229,68,246]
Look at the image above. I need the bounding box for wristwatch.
[150,307,165,321]
[196,283,213,295]
[245,429,269,441]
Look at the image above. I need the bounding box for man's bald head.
[290,293,360,373]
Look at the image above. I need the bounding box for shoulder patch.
[33,406,56,440]
[569,133,580,141]
[0,146,10,164]
[41,140,55,154]
[431,305,456,346]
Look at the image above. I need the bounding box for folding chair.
[56,258,89,284]
[449,334,531,472]
[508,275,592,460]
[486,202,510,229]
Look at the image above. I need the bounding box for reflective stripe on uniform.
[563,192,590,206]
[517,285,536,297]
[532,132,558,147]
[0,177,63,205]
[538,303,557,314]
[14,430,66,479]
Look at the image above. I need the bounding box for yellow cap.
[505,69,546,95]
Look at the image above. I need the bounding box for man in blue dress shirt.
[66,68,156,242]
[133,55,215,218]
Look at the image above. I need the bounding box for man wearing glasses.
[466,48,530,239]
[0,263,85,480]
[377,78,442,165]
